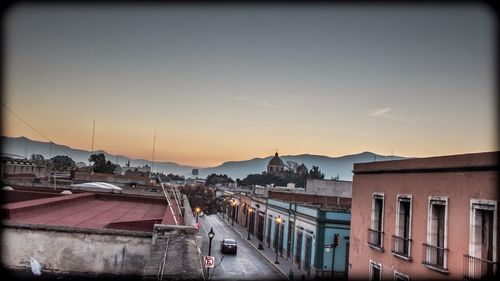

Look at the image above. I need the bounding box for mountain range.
[1,136,407,181]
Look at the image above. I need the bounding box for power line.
[1,102,54,143]
[1,102,73,159]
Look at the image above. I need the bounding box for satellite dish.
[30,257,42,276]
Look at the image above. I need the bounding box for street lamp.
[247,208,253,240]
[331,233,339,278]
[226,199,231,223]
[195,207,201,223]
[207,227,215,277]
[275,216,282,264]
[231,200,236,226]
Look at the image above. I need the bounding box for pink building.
[349,151,498,280]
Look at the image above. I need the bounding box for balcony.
[367,228,384,252]
[315,269,347,280]
[463,254,498,280]
[391,235,412,261]
[422,243,449,273]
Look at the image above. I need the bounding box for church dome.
[268,152,284,167]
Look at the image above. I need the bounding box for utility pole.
[90,119,95,173]
[151,127,156,173]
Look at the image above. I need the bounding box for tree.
[205,173,234,186]
[180,185,219,215]
[308,165,325,179]
[166,173,185,181]
[50,155,75,172]
[237,173,288,187]
[30,154,46,165]
[284,161,299,173]
[89,153,116,174]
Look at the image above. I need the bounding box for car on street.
[220,238,237,254]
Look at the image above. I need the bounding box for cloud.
[261,99,271,107]
[369,107,392,117]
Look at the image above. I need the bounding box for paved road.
[198,214,285,281]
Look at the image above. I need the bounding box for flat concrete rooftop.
[354,151,498,173]
[2,189,184,232]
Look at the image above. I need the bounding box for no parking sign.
[204,256,214,268]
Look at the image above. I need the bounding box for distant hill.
[1,136,407,181]
[199,152,406,180]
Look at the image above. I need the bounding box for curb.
[218,214,289,280]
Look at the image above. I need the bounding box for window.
[369,261,382,281]
[304,235,312,272]
[393,195,412,259]
[287,221,293,258]
[279,223,285,256]
[267,217,272,246]
[394,271,409,281]
[423,196,448,272]
[296,230,303,268]
[274,221,279,250]
[257,214,264,240]
[369,193,385,250]
[464,199,497,279]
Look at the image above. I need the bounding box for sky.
[2,3,497,167]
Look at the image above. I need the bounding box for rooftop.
[2,188,184,232]
[353,151,498,174]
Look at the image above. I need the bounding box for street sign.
[204,256,215,268]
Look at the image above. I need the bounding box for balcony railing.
[463,254,498,280]
[315,269,347,280]
[392,235,412,260]
[368,228,384,250]
[422,243,449,272]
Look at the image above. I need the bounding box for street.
[198,214,285,281]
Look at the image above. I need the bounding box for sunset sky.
[3,3,496,167]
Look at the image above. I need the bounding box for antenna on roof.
[90,119,95,173]
[151,127,156,173]
[91,119,95,155]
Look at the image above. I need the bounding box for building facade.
[1,157,48,180]
[349,151,498,280]
[1,185,202,279]
[266,198,351,279]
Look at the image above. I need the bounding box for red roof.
[2,191,184,232]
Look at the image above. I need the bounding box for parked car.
[220,239,237,254]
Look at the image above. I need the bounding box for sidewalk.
[218,213,314,281]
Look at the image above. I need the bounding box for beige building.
[0,157,48,179]
[349,151,498,280]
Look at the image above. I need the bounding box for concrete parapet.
[143,230,204,280]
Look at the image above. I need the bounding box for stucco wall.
[349,169,498,280]
[1,225,152,276]
[306,179,352,197]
